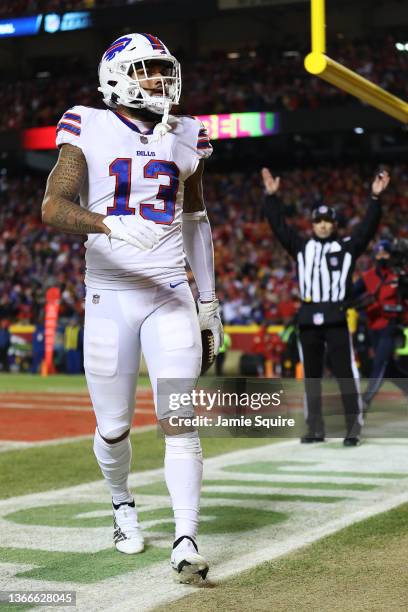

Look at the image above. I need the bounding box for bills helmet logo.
[103,37,132,61]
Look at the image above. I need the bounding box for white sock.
[93,428,133,505]
[164,431,203,540]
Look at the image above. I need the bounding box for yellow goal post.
[304,0,408,123]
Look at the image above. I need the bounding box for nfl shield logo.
[313,312,324,326]
[330,256,339,266]
[92,295,100,304]
[140,136,148,144]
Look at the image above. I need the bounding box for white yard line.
[0,425,157,451]
[0,403,154,413]
[0,439,407,611]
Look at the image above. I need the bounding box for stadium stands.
[1,37,407,130]
[0,173,85,324]
[0,1,89,18]
[1,165,406,326]
[0,0,156,18]
[0,8,406,327]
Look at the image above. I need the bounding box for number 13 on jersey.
[107,158,180,225]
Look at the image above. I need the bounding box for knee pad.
[97,422,130,441]
[87,370,136,442]
[91,389,132,439]
[84,317,119,378]
[97,429,130,444]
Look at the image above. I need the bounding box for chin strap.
[152,102,171,141]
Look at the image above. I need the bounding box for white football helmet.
[98,33,181,116]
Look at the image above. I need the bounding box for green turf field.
[1,374,408,611]
[0,373,150,393]
[159,502,408,612]
[1,434,407,611]
[0,431,274,500]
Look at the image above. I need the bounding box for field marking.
[0,388,156,442]
[1,384,405,444]
[0,425,157,452]
[1,439,408,610]
[0,390,153,401]
[0,403,154,414]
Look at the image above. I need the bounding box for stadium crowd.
[1,36,407,131]
[0,0,89,18]
[0,171,85,325]
[1,163,407,329]
[0,0,145,18]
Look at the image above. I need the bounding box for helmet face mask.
[98,34,181,115]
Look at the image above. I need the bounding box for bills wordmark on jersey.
[136,151,155,157]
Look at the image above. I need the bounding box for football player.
[42,33,223,583]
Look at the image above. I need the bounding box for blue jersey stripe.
[57,122,81,136]
[63,112,81,123]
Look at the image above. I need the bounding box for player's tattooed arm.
[42,144,109,235]
[183,160,206,213]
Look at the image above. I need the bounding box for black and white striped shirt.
[264,195,381,325]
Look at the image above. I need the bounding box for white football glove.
[197,299,224,355]
[103,215,163,251]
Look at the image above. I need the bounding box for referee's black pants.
[298,323,362,438]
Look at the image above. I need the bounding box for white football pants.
[84,281,202,438]
[85,281,203,538]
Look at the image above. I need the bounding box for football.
[201,329,216,375]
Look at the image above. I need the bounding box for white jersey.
[56,106,212,289]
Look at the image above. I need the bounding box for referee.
[261,167,390,446]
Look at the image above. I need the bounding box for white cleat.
[171,536,209,584]
[112,499,145,554]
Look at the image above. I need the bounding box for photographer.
[261,167,390,446]
[354,240,408,410]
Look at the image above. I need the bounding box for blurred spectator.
[0,319,11,372]
[64,316,83,374]
[0,1,91,18]
[31,323,45,373]
[0,0,154,17]
[0,173,86,328]
[353,240,408,410]
[251,323,274,376]
[280,320,299,377]
[215,331,231,376]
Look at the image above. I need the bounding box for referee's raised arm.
[350,169,391,257]
[261,168,304,259]
[258,165,392,447]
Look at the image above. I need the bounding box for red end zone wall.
[225,325,284,352]
[8,324,283,355]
